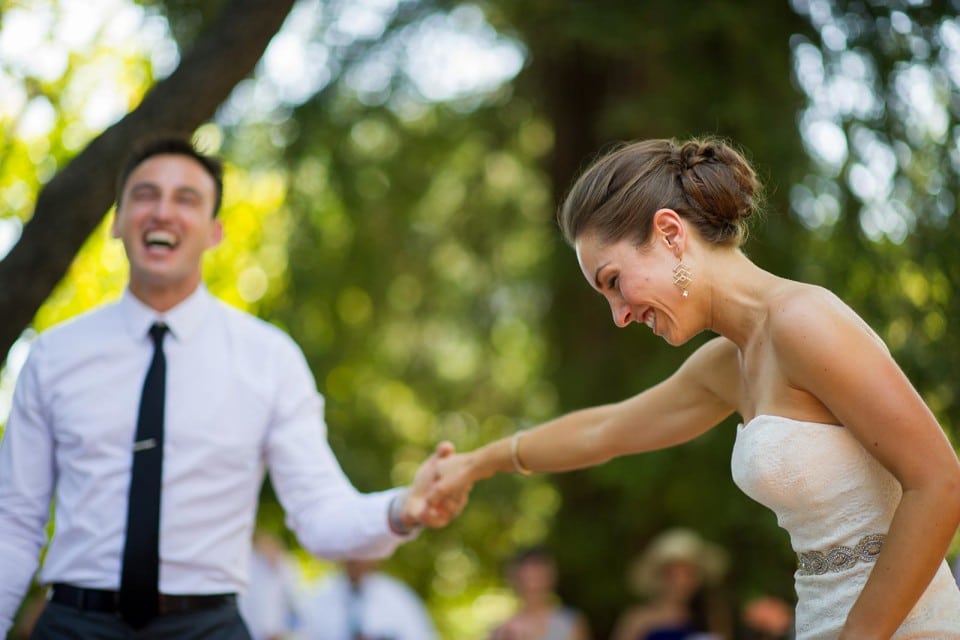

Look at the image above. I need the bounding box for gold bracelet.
[510,431,534,476]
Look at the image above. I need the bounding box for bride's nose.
[611,299,633,328]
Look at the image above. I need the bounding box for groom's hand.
[394,441,469,531]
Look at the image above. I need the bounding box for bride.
[428,137,960,639]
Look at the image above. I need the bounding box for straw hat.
[628,528,730,596]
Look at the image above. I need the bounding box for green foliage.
[259,88,561,636]
[790,0,960,442]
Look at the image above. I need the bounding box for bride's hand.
[402,441,466,528]
[426,451,476,515]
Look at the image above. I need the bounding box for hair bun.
[677,140,717,172]
[674,137,761,236]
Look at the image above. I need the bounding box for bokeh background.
[2,0,959,637]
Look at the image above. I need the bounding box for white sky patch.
[0,333,34,425]
[0,6,54,73]
[848,162,884,201]
[0,5,67,82]
[144,15,181,77]
[334,0,396,40]
[345,49,397,100]
[83,82,131,131]
[0,218,23,262]
[893,64,948,143]
[851,128,897,190]
[1,0,144,79]
[15,97,57,138]
[402,5,524,102]
[56,0,121,48]
[0,0,168,133]
[235,0,525,120]
[800,115,848,171]
[793,41,825,96]
[820,22,847,51]
[0,75,27,122]
[941,18,960,86]
[261,1,332,105]
[832,51,879,119]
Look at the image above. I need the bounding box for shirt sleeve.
[263,338,414,560]
[0,338,55,636]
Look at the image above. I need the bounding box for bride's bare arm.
[430,337,738,500]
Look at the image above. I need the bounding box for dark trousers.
[30,600,253,640]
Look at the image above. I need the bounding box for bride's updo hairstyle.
[558,137,763,249]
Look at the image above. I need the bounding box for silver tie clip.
[133,438,157,452]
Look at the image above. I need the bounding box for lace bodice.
[731,415,960,639]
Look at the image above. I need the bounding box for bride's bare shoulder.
[767,281,887,353]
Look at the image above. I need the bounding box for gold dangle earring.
[673,256,692,298]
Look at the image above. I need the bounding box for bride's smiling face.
[575,212,697,346]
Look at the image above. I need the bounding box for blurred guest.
[488,546,591,640]
[737,595,794,640]
[611,528,731,640]
[239,530,301,640]
[298,558,437,640]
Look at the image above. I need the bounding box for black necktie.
[119,322,168,628]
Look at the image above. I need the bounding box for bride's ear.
[653,208,685,256]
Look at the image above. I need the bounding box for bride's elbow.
[942,463,960,525]
[912,457,960,527]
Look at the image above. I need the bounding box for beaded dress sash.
[797,533,885,576]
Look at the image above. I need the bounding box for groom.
[0,134,467,639]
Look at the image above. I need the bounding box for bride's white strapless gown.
[731,414,960,639]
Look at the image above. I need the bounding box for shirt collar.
[120,285,214,342]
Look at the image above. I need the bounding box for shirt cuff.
[387,487,424,539]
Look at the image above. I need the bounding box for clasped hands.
[397,441,477,530]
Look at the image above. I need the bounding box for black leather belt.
[50,583,236,617]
